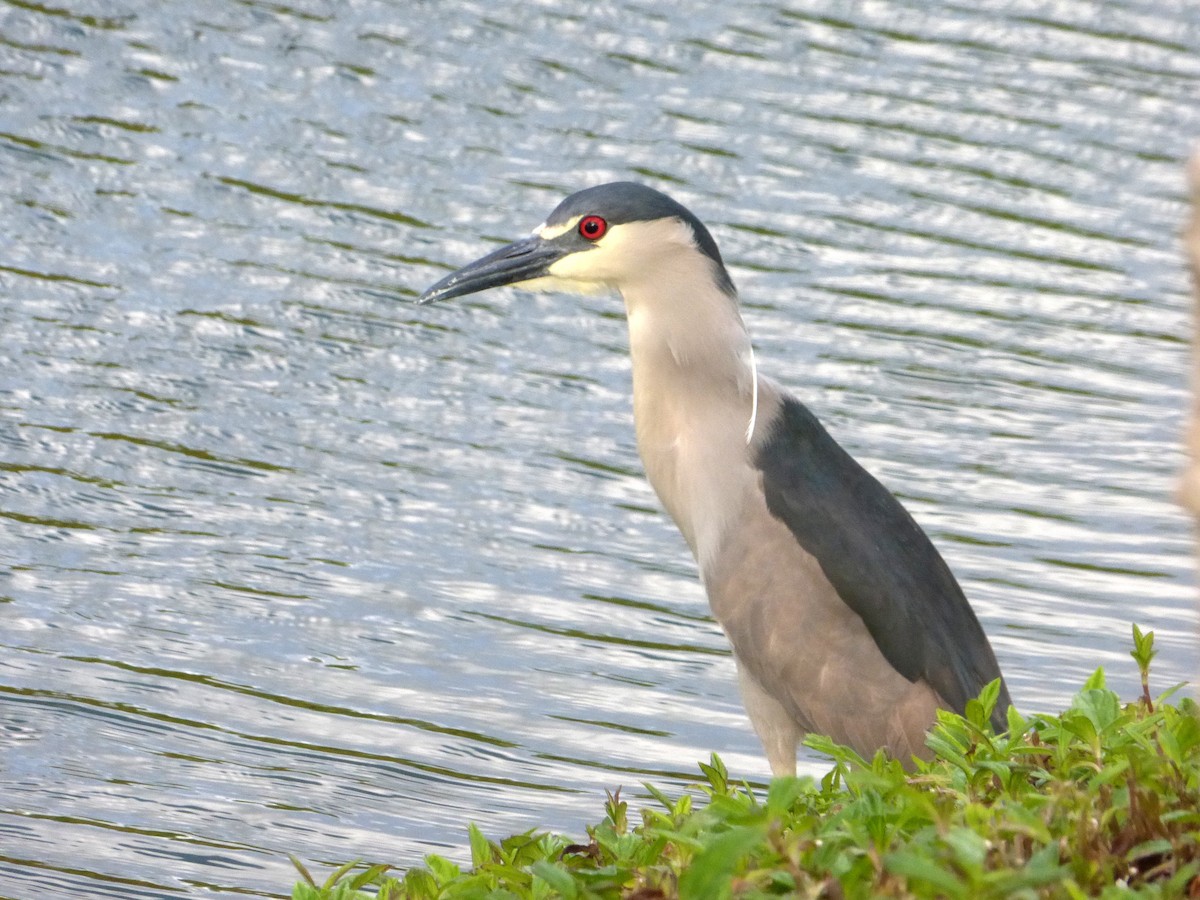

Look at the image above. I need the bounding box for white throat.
[619,249,758,566]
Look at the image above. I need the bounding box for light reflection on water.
[1,0,1198,895]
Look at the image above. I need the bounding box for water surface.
[2,0,1198,896]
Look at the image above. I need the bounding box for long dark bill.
[417,235,567,304]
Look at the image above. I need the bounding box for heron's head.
[417,182,734,304]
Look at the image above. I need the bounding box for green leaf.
[467,822,491,868]
[643,781,676,813]
[322,859,362,891]
[1070,687,1122,734]
[530,860,578,899]
[1130,623,1157,667]
[924,730,970,770]
[885,849,967,899]
[698,753,729,794]
[678,825,763,900]
[1058,710,1098,750]
[766,775,808,815]
[804,733,868,770]
[402,868,440,898]
[289,854,316,887]
[604,787,628,832]
[965,678,1002,730]
[644,826,705,853]
[943,826,988,872]
[423,854,461,885]
[1005,702,1028,737]
[989,841,1067,891]
[348,864,391,890]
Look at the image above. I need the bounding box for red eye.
[578,215,608,241]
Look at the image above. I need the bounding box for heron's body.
[419,182,1012,774]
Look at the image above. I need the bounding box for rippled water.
[2,0,1198,896]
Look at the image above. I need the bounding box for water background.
[2,0,1198,896]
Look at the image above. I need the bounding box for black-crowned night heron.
[418,182,1012,774]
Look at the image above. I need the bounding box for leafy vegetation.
[292,626,1199,898]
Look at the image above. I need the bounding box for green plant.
[292,625,1199,899]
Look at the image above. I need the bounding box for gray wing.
[754,396,1011,730]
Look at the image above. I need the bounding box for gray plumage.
[419,182,1011,774]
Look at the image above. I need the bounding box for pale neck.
[620,266,758,561]
[620,264,752,399]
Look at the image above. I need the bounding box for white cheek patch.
[542,248,614,295]
[511,274,571,293]
[519,273,611,296]
[534,217,580,241]
[546,249,602,281]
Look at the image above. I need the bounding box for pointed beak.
[417,235,568,304]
